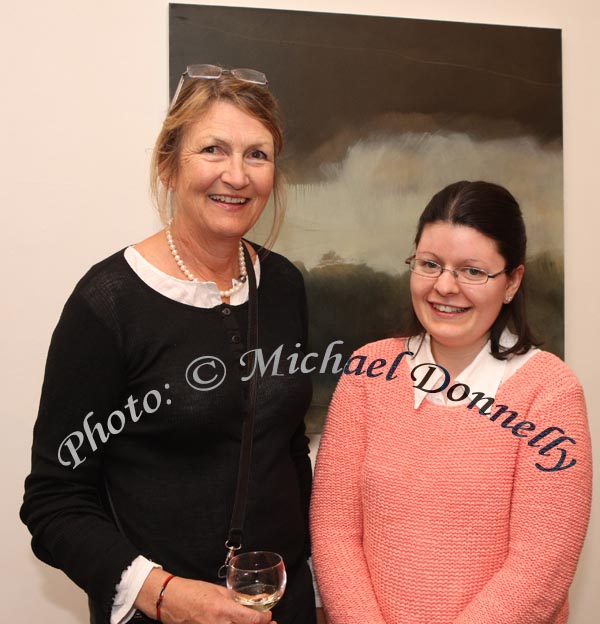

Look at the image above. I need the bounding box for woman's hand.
[316,607,328,624]
[136,569,275,624]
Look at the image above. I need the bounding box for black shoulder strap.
[218,242,259,577]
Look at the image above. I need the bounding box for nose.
[221,155,249,189]
[434,268,461,296]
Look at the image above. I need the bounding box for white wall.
[2,1,598,621]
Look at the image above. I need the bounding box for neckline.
[122,243,261,310]
[398,337,545,411]
[117,246,261,312]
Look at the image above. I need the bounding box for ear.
[163,176,176,191]
[505,264,524,302]
[158,157,176,191]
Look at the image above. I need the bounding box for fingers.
[232,607,272,624]
[154,575,274,624]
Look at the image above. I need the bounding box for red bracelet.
[156,574,176,622]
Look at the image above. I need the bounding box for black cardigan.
[21,247,313,622]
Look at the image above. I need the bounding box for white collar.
[124,246,261,309]
[409,330,536,409]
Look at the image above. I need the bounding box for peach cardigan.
[311,338,592,624]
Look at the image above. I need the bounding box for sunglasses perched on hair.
[170,64,269,110]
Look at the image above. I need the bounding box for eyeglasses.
[170,64,269,110]
[405,256,507,285]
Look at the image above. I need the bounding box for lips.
[209,194,249,205]
[430,303,470,313]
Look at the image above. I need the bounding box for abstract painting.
[170,4,563,431]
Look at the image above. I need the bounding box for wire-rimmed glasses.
[170,64,269,110]
[405,256,507,285]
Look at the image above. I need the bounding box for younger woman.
[311,180,591,624]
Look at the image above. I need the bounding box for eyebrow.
[418,252,485,264]
[199,134,273,149]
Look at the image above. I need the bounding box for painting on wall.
[170,4,563,432]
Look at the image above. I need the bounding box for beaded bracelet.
[156,574,176,622]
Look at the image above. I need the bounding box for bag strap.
[218,242,259,578]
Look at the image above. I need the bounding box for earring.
[504,295,512,303]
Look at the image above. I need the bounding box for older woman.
[21,65,316,624]
[311,181,592,624]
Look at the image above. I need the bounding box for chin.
[218,216,261,238]
[210,222,255,240]
[432,331,489,351]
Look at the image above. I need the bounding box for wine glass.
[226,551,287,612]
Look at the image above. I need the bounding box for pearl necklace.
[166,220,247,298]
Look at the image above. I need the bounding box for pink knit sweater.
[311,338,592,624]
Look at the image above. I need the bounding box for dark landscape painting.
[170,4,563,431]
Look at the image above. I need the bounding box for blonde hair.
[150,73,286,250]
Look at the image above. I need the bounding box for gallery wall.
[1,0,598,621]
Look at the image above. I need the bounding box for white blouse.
[409,330,538,410]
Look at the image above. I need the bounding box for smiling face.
[171,100,275,243]
[410,222,524,356]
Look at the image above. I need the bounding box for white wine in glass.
[227,551,287,612]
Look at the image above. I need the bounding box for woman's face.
[410,222,524,354]
[172,100,275,241]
